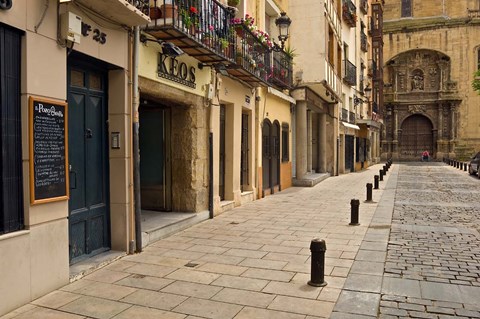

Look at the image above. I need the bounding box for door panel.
[68,63,109,263]
[240,114,249,191]
[400,114,433,159]
[271,122,280,188]
[262,121,271,190]
[219,105,226,200]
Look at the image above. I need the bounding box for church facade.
[382,0,480,160]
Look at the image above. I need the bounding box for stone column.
[319,113,327,173]
[296,101,308,180]
[307,110,312,173]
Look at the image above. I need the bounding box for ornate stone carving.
[408,104,427,113]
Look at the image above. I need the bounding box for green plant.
[180,5,199,29]
[472,69,480,93]
[218,37,229,49]
[283,46,297,60]
[228,0,240,6]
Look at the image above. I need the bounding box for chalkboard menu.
[29,96,69,204]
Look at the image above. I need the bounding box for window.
[0,25,24,235]
[281,123,289,162]
[477,48,480,70]
[401,0,412,17]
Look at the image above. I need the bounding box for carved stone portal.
[383,49,461,160]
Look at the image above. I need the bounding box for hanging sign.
[29,96,69,204]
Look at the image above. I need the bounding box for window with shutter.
[0,24,24,235]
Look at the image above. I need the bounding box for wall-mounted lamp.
[198,62,229,76]
[275,12,292,49]
[353,95,364,106]
[140,34,184,57]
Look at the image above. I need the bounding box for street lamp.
[275,12,291,49]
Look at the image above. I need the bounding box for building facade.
[382,0,479,160]
[0,0,149,315]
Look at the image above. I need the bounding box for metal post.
[379,169,384,181]
[308,239,327,287]
[374,175,379,189]
[460,162,463,170]
[350,199,360,225]
[464,163,467,171]
[366,183,373,202]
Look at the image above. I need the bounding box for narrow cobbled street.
[2,163,480,319]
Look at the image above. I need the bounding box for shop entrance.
[139,103,171,211]
[67,59,110,263]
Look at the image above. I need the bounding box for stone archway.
[399,114,433,160]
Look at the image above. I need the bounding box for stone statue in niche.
[412,70,424,91]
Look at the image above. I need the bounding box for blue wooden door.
[67,62,109,263]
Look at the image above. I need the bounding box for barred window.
[281,123,289,162]
[0,24,24,235]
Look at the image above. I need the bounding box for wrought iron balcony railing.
[349,111,356,123]
[468,9,480,18]
[343,59,356,86]
[268,49,293,89]
[360,31,368,52]
[145,0,236,63]
[130,0,150,15]
[342,0,357,28]
[227,24,271,85]
[341,108,349,122]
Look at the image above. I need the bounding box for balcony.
[359,0,368,14]
[342,0,357,28]
[349,111,356,123]
[226,24,271,85]
[341,108,349,122]
[343,60,356,86]
[74,0,150,26]
[360,31,368,52]
[268,49,293,90]
[144,0,236,64]
[468,9,480,18]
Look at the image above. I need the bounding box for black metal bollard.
[308,239,327,287]
[457,161,460,169]
[350,199,360,225]
[374,175,379,189]
[379,169,384,181]
[460,162,464,170]
[366,183,373,202]
[464,163,467,171]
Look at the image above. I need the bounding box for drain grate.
[184,262,199,268]
[369,225,391,229]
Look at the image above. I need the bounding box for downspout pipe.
[133,26,142,252]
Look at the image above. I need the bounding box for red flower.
[189,6,198,14]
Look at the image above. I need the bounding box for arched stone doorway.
[399,114,433,160]
[262,119,280,195]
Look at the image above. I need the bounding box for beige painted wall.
[289,0,327,85]
[0,1,136,315]
[214,76,255,209]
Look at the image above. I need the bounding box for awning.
[342,122,360,130]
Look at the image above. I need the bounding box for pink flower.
[208,25,214,31]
